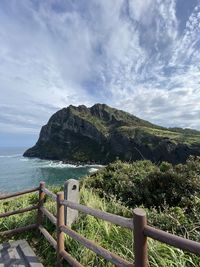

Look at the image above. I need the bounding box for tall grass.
[0,187,199,267]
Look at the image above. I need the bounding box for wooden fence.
[0,181,200,267]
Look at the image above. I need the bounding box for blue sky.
[0,0,200,147]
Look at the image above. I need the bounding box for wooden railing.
[0,186,39,236]
[0,181,200,267]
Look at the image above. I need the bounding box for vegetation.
[0,188,199,266]
[70,104,156,131]
[24,104,200,164]
[0,157,200,266]
[142,127,200,145]
[68,104,200,145]
[82,156,200,209]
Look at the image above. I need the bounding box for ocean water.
[0,147,102,193]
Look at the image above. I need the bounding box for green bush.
[139,156,200,208]
[81,159,157,206]
[82,156,200,209]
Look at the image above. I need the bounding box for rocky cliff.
[24,104,200,164]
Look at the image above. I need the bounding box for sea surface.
[0,147,102,193]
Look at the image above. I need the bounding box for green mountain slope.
[24,104,200,164]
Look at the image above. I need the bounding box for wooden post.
[57,192,65,266]
[133,208,148,267]
[37,181,45,226]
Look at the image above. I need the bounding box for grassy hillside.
[0,158,200,266]
[69,104,157,132]
[71,104,200,145]
[142,127,200,145]
[24,104,200,164]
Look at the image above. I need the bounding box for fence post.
[37,181,45,226]
[133,208,148,267]
[57,192,65,266]
[64,179,79,227]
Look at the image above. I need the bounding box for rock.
[24,104,200,164]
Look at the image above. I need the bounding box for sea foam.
[0,154,22,158]
[88,167,99,173]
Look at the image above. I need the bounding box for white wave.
[41,161,77,169]
[0,154,22,158]
[45,161,106,169]
[86,164,105,168]
[41,161,103,169]
[20,158,29,162]
[16,157,105,169]
[88,167,99,173]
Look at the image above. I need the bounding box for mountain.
[24,104,200,164]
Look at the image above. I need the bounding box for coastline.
[0,148,104,194]
[23,154,106,168]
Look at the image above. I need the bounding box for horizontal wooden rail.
[60,200,133,230]
[0,224,37,236]
[60,225,133,267]
[41,205,133,267]
[38,225,57,249]
[144,225,200,256]
[0,205,38,219]
[0,187,39,200]
[60,250,84,267]
[42,188,57,201]
[40,208,83,267]
[41,207,57,225]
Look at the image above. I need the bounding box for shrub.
[82,157,200,209]
[81,160,157,206]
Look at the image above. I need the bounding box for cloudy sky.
[0,0,200,147]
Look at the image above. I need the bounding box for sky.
[0,0,200,147]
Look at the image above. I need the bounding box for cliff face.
[24,104,200,164]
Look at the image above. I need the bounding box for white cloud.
[98,0,200,130]
[128,0,154,23]
[0,0,96,135]
[0,0,200,144]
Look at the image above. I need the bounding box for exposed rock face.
[24,104,200,164]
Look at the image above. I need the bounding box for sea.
[0,147,102,193]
